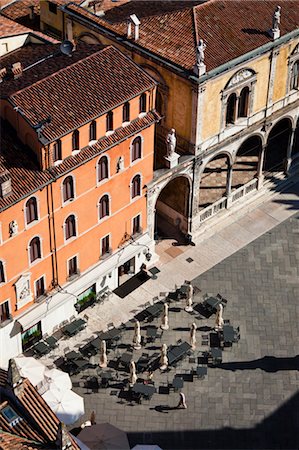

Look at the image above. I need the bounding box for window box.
[74,291,96,312]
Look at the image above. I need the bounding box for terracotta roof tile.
[0,367,79,449]
[6,46,157,142]
[0,110,160,211]
[65,0,299,73]
[1,0,40,21]
[0,14,32,37]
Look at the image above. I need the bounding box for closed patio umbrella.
[44,368,72,390]
[77,423,130,450]
[42,387,84,425]
[133,320,142,349]
[15,356,46,386]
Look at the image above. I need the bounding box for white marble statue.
[166,128,176,157]
[196,39,206,66]
[272,5,281,31]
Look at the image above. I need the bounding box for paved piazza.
[70,212,299,450]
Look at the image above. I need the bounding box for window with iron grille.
[29,237,41,263]
[65,215,76,240]
[35,277,45,298]
[0,300,10,323]
[131,175,141,198]
[98,156,108,182]
[68,256,78,276]
[99,195,109,219]
[25,197,38,224]
[48,2,57,14]
[62,176,74,202]
[132,136,141,162]
[291,61,299,90]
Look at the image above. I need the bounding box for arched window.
[53,139,62,162]
[131,175,141,198]
[89,121,97,141]
[226,93,237,125]
[291,61,299,90]
[238,87,249,118]
[62,176,74,202]
[29,237,41,263]
[99,195,110,219]
[139,93,147,113]
[0,261,5,283]
[132,136,142,162]
[25,197,38,224]
[122,102,130,123]
[65,215,76,240]
[72,129,79,151]
[98,156,108,182]
[106,111,113,132]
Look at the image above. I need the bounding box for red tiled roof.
[65,0,299,73]
[7,46,157,142]
[0,432,43,450]
[1,42,102,96]
[0,366,80,449]
[1,0,40,21]
[0,14,32,37]
[0,110,160,211]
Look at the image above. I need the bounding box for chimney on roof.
[55,423,73,450]
[7,359,24,395]
[268,5,281,40]
[29,5,35,20]
[127,14,141,41]
[0,171,12,197]
[11,62,23,79]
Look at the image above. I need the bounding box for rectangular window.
[35,277,45,299]
[48,2,57,14]
[68,256,78,277]
[0,262,5,283]
[0,300,10,323]
[133,215,141,235]
[53,140,62,161]
[101,235,110,256]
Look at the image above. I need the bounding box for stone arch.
[154,175,191,239]
[264,118,293,172]
[231,135,263,190]
[198,153,231,209]
[77,32,103,45]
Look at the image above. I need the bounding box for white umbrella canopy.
[42,387,84,425]
[14,356,46,386]
[78,423,130,450]
[44,368,72,391]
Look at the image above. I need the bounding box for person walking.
[177,392,187,409]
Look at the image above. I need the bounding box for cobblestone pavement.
[70,211,299,450]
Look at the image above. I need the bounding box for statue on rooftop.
[196,39,206,66]
[272,5,281,31]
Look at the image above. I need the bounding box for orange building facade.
[0,42,159,367]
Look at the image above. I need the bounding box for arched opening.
[238,87,249,118]
[77,33,102,45]
[226,93,237,125]
[155,176,190,240]
[264,118,292,173]
[199,154,230,209]
[231,136,262,190]
[291,118,299,158]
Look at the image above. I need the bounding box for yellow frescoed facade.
[40,0,299,239]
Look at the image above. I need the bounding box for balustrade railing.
[199,196,227,223]
[231,178,258,203]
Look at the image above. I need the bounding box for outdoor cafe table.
[132,383,156,399]
[33,341,50,356]
[167,341,192,366]
[146,326,157,340]
[65,351,81,360]
[98,328,121,342]
[135,302,164,322]
[63,318,86,337]
[222,324,235,343]
[203,296,221,314]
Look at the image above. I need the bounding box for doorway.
[118,257,135,286]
